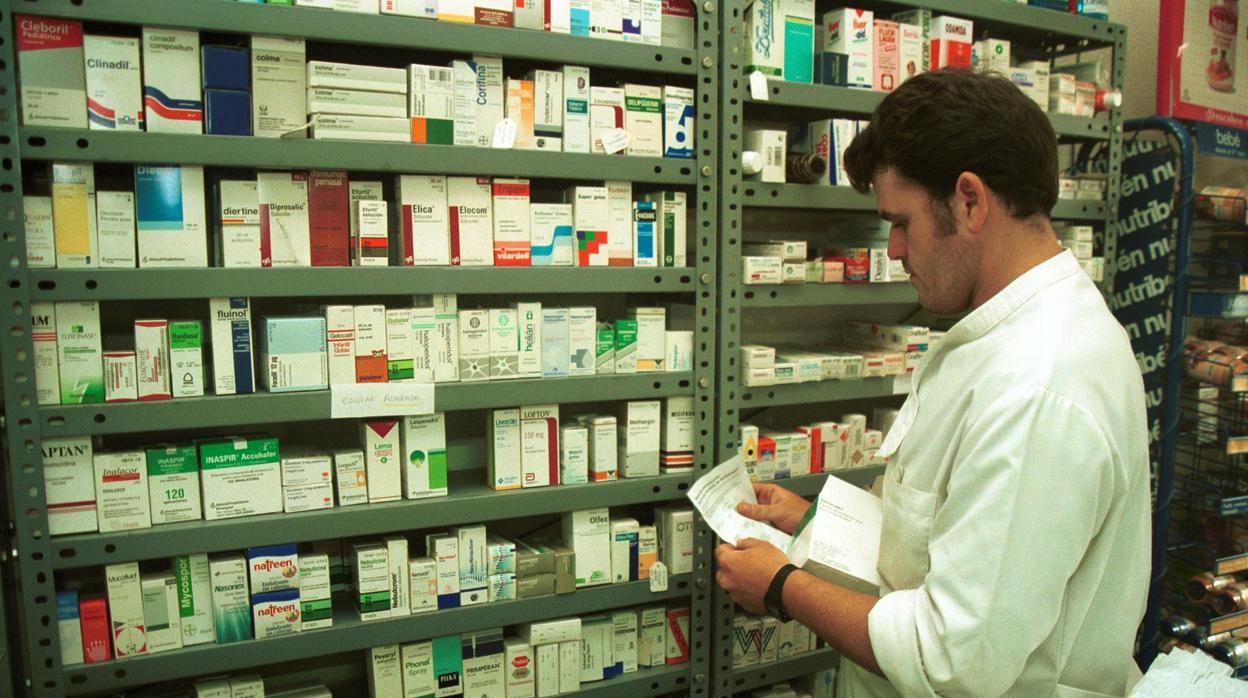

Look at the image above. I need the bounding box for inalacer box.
[260,316,328,392]
[562,65,591,153]
[531,204,573,266]
[85,35,142,131]
[384,535,411,618]
[95,450,152,533]
[146,445,201,524]
[141,28,202,134]
[352,543,392,622]
[638,605,666,666]
[662,86,695,159]
[199,437,281,520]
[96,190,136,268]
[251,36,306,138]
[490,307,520,379]
[281,452,333,513]
[632,307,666,371]
[134,319,171,401]
[661,396,695,472]
[354,304,387,383]
[208,555,252,644]
[168,320,204,398]
[333,449,368,506]
[209,297,255,396]
[459,307,490,382]
[397,175,450,265]
[258,171,311,267]
[135,164,208,267]
[624,84,662,156]
[252,589,301,640]
[426,533,461,609]
[57,591,83,666]
[448,176,494,266]
[618,400,661,477]
[17,15,87,128]
[409,64,455,145]
[402,413,449,499]
[42,435,97,536]
[173,553,215,646]
[409,557,437,613]
[563,508,610,587]
[657,507,694,574]
[568,307,597,376]
[52,162,98,269]
[520,404,560,488]
[363,420,402,503]
[457,524,489,605]
[106,562,147,657]
[493,179,531,265]
[141,573,182,653]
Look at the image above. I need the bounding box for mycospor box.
[173,553,215,646]
[134,319,171,401]
[307,170,351,267]
[251,36,306,138]
[531,204,574,266]
[208,555,252,644]
[134,165,209,268]
[94,450,151,533]
[141,573,183,653]
[142,28,202,134]
[409,64,455,145]
[106,562,147,657]
[562,65,591,153]
[17,16,87,128]
[397,175,450,265]
[198,437,282,520]
[520,404,560,488]
[52,162,98,269]
[42,435,97,535]
[209,297,254,395]
[146,445,201,524]
[354,304,388,383]
[363,420,402,503]
[386,308,414,382]
[85,35,142,131]
[257,171,311,267]
[402,413,448,499]
[493,179,532,265]
[218,180,261,267]
[459,307,490,382]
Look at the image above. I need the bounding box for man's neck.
[971,217,1064,309]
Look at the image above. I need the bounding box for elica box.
[409,557,438,614]
[540,307,570,377]
[146,445,201,524]
[930,16,972,70]
[218,180,262,267]
[94,450,152,532]
[355,199,389,267]
[610,518,640,582]
[654,191,687,267]
[135,319,171,401]
[514,301,543,377]
[743,129,785,183]
[605,181,633,267]
[79,597,111,663]
[412,307,436,383]
[520,404,560,488]
[623,84,662,157]
[637,525,658,580]
[505,79,536,149]
[662,86,695,159]
[307,86,406,118]
[209,297,255,395]
[661,396,695,472]
[307,170,351,267]
[490,307,520,379]
[323,305,356,385]
[560,425,589,485]
[402,413,448,499]
[260,316,328,392]
[52,162,98,269]
[489,408,522,491]
[354,304,388,383]
[596,324,616,375]
[173,553,215,646]
[531,204,574,266]
[459,308,490,382]
[618,400,661,477]
[199,437,282,520]
[632,306,667,370]
[281,452,333,513]
[657,507,694,574]
[57,591,84,666]
[873,20,899,93]
[257,171,311,267]
[429,294,461,383]
[493,179,532,265]
[562,65,591,153]
[209,555,252,644]
[17,16,87,128]
[24,195,55,269]
[583,415,619,481]
[106,562,147,657]
[745,0,783,77]
[85,35,142,130]
[369,645,404,698]
[782,0,815,83]
[821,9,872,89]
[333,449,369,506]
[589,87,625,155]
[457,524,489,606]
[397,175,451,265]
[528,69,563,143]
[447,176,494,266]
[451,59,480,146]
[353,543,392,622]
[140,28,201,133]
[633,202,658,267]
[141,573,183,653]
[638,606,666,666]
[42,435,97,535]
[384,535,412,618]
[363,420,402,503]
[563,508,611,587]
[568,307,597,376]
[426,533,461,609]
[409,64,456,145]
[251,36,306,138]
[252,589,301,640]
[387,308,415,381]
[168,320,204,398]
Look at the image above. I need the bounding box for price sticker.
[649,561,669,592]
[601,128,631,154]
[492,118,517,149]
[749,70,770,101]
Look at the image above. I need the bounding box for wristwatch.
[764,564,800,622]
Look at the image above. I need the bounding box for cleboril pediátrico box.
[142,28,201,133]
[85,35,142,131]
[209,297,254,395]
[402,413,449,499]
[52,162,98,268]
[447,176,494,266]
[218,180,261,267]
[397,175,451,265]
[135,165,208,268]
[198,437,282,521]
[168,320,204,398]
[146,445,201,524]
[493,179,532,266]
[17,15,87,128]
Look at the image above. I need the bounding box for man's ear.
[954,172,990,234]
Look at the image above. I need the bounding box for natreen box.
[363,420,402,503]
[252,589,301,640]
[105,561,147,657]
[251,36,306,138]
[52,162,98,269]
[42,435,97,536]
[146,445,201,524]
[94,450,152,533]
[260,316,328,392]
[141,573,183,653]
[618,400,661,478]
[426,533,461,609]
[85,35,142,131]
[141,28,202,134]
[168,320,205,398]
[352,543,392,622]
[134,164,208,268]
[199,437,282,520]
[563,508,611,587]
[209,297,255,396]
[173,553,215,646]
[17,15,87,128]
[208,555,252,644]
[402,413,449,499]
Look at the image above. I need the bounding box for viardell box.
[520,404,560,488]
[531,204,574,266]
[168,320,204,398]
[568,307,597,376]
[363,420,402,503]
[57,591,83,666]
[489,307,520,379]
[355,199,389,267]
[563,508,611,587]
[514,301,543,377]
[42,435,97,535]
[146,445,201,524]
[632,307,667,371]
[387,307,415,381]
[447,176,494,266]
[85,35,142,131]
[562,65,591,153]
[259,315,328,392]
[142,28,202,133]
[459,307,490,381]
[589,87,625,155]
[623,84,662,156]
[409,64,456,145]
[24,195,55,269]
[105,561,147,657]
[583,415,619,481]
[135,164,208,268]
[397,175,450,265]
[610,518,640,582]
[141,573,183,653]
[384,535,411,618]
[618,400,661,477]
[257,171,311,267]
[605,181,633,266]
[281,452,333,513]
[505,79,536,149]
[209,297,254,395]
[662,86,695,159]
[218,181,261,267]
[745,0,783,76]
[354,304,388,383]
[199,437,282,520]
[95,450,151,533]
[820,8,872,88]
[173,553,215,646]
[560,425,589,485]
[402,413,448,499]
[33,303,60,406]
[657,507,694,574]
[56,300,103,404]
[333,449,368,506]
[457,524,489,606]
[493,179,531,265]
[353,543,392,622]
[426,533,461,609]
[596,324,616,375]
[52,162,98,269]
[307,170,350,267]
[251,36,306,137]
[541,307,570,377]
[17,15,87,128]
[489,408,522,491]
[208,555,252,644]
[409,557,438,614]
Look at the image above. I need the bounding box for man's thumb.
[737,502,775,523]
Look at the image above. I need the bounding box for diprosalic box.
[17,16,87,128]
[105,561,147,657]
[168,320,205,398]
[172,553,215,647]
[448,176,494,266]
[134,319,171,401]
[562,65,591,153]
[251,36,307,138]
[52,162,98,269]
[85,35,143,131]
[402,414,449,499]
[258,171,311,267]
[218,181,261,267]
[298,553,332,631]
[520,404,560,488]
[387,308,415,382]
[489,408,522,491]
[531,204,574,266]
[146,445,201,524]
[354,304,388,383]
[363,420,402,503]
[333,449,369,506]
[662,86,695,159]
[142,28,202,133]
[198,437,282,521]
[140,573,183,653]
[42,436,97,536]
[568,306,597,376]
[56,300,104,404]
[490,307,520,379]
[209,297,254,395]
[397,175,451,265]
[208,555,252,644]
[135,165,207,268]
[493,179,532,266]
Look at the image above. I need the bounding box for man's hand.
[737,483,811,534]
[715,538,790,615]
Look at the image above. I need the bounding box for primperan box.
[134,164,208,267]
[94,450,151,533]
[17,15,87,128]
[199,437,282,521]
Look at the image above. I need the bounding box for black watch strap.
[764,563,800,622]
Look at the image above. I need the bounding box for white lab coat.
[838,251,1151,698]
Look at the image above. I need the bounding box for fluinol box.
[85,35,143,131]
[17,15,87,128]
[209,297,254,395]
[142,28,202,133]
[135,164,208,268]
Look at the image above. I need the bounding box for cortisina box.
[198,437,282,521]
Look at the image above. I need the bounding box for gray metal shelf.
[730,648,839,693]
[23,0,697,76]
[1052,199,1109,221]
[21,128,697,185]
[41,372,693,436]
[61,577,692,695]
[52,471,691,569]
[780,465,887,499]
[741,283,917,308]
[575,664,692,698]
[30,268,696,301]
[739,377,900,408]
[741,184,876,211]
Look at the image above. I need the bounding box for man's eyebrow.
[879,210,903,223]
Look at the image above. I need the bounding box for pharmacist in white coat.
[715,70,1150,698]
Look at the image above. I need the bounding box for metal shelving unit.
[0,0,720,695]
[715,0,1126,691]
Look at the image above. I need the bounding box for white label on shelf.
[330,382,435,418]
[749,71,769,101]
[601,128,631,155]
[493,117,517,149]
[649,561,668,592]
[892,373,912,395]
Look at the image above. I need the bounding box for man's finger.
[735,537,769,550]
[738,502,780,524]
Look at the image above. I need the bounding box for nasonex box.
[168,320,204,398]
[199,437,282,521]
[490,307,520,379]
[172,553,215,646]
[251,36,307,138]
[563,508,611,587]
[489,408,522,491]
[85,35,142,130]
[209,297,255,395]
[568,306,597,376]
[142,28,202,133]
[363,420,402,503]
[17,16,87,128]
[218,181,261,268]
[257,171,311,267]
[402,413,448,499]
[531,204,573,266]
[397,175,450,265]
[208,555,252,644]
[562,65,591,153]
[520,404,560,488]
[42,436,97,536]
[52,162,98,268]
[448,176,494,266]
[56,300,103,404]
[493,179,531,266]
[146,445,201,524]
[259,316,328,392]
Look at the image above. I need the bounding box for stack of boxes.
[741,406,898,480]
[1056,224,1104,282]
[308,60,409,142]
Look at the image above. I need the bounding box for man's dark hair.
[843,69,1058,219]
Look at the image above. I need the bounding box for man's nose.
[887,225,906,260]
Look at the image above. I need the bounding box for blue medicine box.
[202,45,249,91]
[206,89,252,136]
